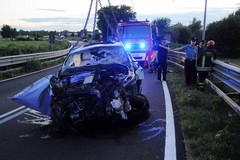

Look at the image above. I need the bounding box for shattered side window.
[64,53,82,67]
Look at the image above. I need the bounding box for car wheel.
[127,94,150,125]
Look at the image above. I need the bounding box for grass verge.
[0,58,65,80]
[167,65,240,160]
[0,40,69,56]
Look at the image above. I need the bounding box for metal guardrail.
[167,51,185,69]
[0,48,70,68]
[168,51,240,115]
[212,60,240,93]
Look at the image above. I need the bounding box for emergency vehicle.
[116,20,153,62]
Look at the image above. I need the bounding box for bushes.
[0,40,69,56]
[206,9,240,58]
[0,57,65,80]
[23,60,42,72]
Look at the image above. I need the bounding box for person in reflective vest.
[197,40,217,91]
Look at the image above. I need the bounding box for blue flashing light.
[140,43,146,49]
[125,43,131,49]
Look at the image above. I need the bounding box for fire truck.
[116,20,154,62]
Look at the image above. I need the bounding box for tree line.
[1,5,240,58]
[0,26,50,40]
[0,25,102,42]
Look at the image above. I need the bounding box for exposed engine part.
[111,97,123,110]
[50,65,132,123]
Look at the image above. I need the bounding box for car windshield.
[119,25,150,39]
[63,45,131,68]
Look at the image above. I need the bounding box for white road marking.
[162,81,176,160]
[0,106,26,119]
[0,106,29,124]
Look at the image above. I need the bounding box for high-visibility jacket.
[197,46,217,71]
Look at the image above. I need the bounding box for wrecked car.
[12,42,149,128]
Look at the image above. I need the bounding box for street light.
[202,0,207,40]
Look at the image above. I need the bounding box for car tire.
[127,94,150,125]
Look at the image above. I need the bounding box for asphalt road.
[0,67,185,160]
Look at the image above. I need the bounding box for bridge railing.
[168,50,240,115]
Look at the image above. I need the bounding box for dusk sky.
[0,0,239,31]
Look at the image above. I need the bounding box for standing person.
[198,40,207,53]
[197,40,217,91]
[173,37,198,86]
[156,38,170,81]
[144,48,157,73]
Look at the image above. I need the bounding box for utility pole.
[130,0,134,20]
[202,0,207,40]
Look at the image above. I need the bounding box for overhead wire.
[69,0,94,52]
[107,0,118,26]
[97,0,116,38]
[70,0,118,51]
[89,0,98,44]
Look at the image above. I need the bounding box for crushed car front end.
[12,42,149,129]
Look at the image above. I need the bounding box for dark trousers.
[197,71,209,90]
[198,71,208,83]
[184,59,197,85]
[158,62,167,80]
